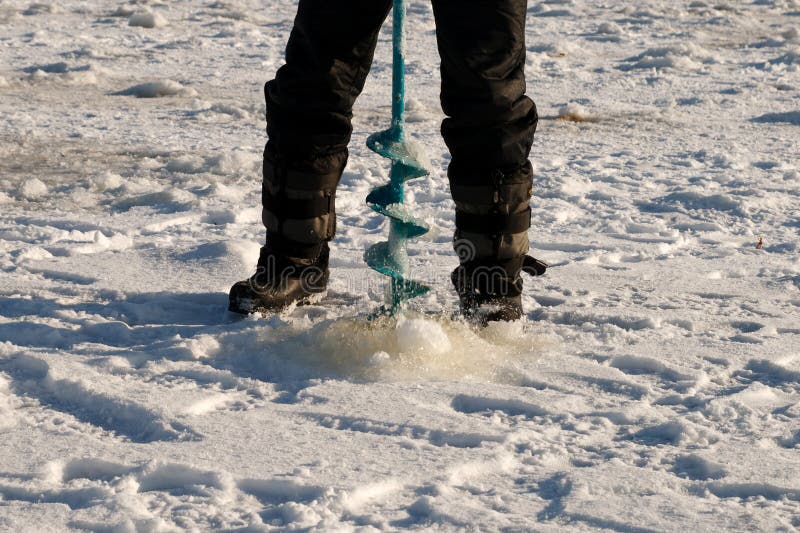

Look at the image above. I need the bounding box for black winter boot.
[452,255,546,325]
[448,161,546,324]
[229,144,343,315]
[228,240,329,314]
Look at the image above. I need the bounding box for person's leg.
[230,0,392,313]
[431,0,543,322]
[264,0,392,258]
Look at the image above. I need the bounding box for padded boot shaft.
[261,148,346,250]
[450,161,534,262]
[228,243,330,314]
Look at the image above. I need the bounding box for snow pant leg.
[431,0,538,284]
[262,0,392,259]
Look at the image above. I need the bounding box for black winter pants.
[262,0,538,265]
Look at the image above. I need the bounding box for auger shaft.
[388,0,409,304]
[391,0,406,138]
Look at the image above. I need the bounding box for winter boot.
[452,254,546,324]
[229,147,344,314]
[449,162,546,324]
[228,238,329,314]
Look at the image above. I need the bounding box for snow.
[395,317,451,355]
[117,80,197,99]
[128,11,168,30]
[1,0,800,530]
[19,177,48,200]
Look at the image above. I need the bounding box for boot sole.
[228,290,328,316]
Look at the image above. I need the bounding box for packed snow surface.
[1,0,800,531]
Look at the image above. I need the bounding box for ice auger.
[364,0,430,315]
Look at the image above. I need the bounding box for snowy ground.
[1,0,800,531]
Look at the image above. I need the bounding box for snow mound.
[111,6,136,17]
[166,151,260,176]
[20,178,48,200]
[622,43,715,70]
[530,4,575,17]
[206,103,252,119]
[597,22,623,35]
[69,232,133,256]
[24,63,101,86]
[395,317,451,355]
[165,155,206,174]
[129,11,168,29]
[557,102,597,122]
[118,80,197,98]
[672,454,727,480]
[91,171,123,191]
[204,151,260,175]
[16,246,54,262]
[530,40,585,58]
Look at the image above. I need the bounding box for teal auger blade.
[364,0,430,314]
[366,186,429,238]
[365,243,430,299]
[364,242,403,280]
[366,130,428,181]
